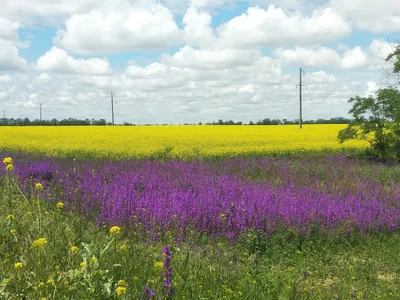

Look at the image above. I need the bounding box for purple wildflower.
[162,246,175,296]
[3,153,400,240]
[141,286,156,300]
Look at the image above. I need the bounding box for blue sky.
[0,0,399,124]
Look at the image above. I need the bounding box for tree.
[338,87,400,162]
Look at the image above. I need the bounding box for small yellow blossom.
[80,261,87,269]
[117,280,127,287]
[119,244,128,251]
[56,202,64,209]
[154,261,163,272]
[38,282,45,288]
[46,279,54,285]
[109,226,121,235]
[69,246,79,255]
[14,262,23,269]
[116,286,127,296]
[3,157,12,165]
[5,164,14,171]
[90,256,98,264]
[6,214,15,221]
[10,229,16,234]
[35,183,44,191]
[32,238,48,248]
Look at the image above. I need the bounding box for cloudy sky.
[0,0,399,124]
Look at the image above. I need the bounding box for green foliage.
[338,87,400,162]
[386,45,400,75]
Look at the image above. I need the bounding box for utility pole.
[2,110,5,125]
[40,103,42,121]
[111,92,115,125]
[296,68,306,129]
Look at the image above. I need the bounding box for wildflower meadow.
[1,125,400,299]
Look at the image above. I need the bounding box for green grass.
[1,171,400,299]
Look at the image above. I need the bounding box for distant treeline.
[0,117,351,126]
[0,118,108,126]
[202,117,351,126]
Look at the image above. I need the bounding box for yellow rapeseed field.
[0,125,368,159]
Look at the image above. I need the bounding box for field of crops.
[0,125,368,159]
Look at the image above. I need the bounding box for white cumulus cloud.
[0,40,28,71]
[161,46,261,69]
[217,5,352,48]
[276,45,368,69]
[54,2,183,55]
[35,47,111,75]
[330,0,400,32]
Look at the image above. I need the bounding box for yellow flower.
[6,214,15,220]
[3,157,12,165]
[5,164,14,171]
[14,262,23,269]
[38,282,45,288]
[154,261,163,272]
[10,229,16,234]
[56,202,64,209]
[35,183,44,191]
[32,238,48,248]
[116,286,127,296]
[80,261,87,269]
[46,279,54,285]
[90,256,98,264]
[109,226,121,235]
[119,244,128,251]
[117,280,127,287]
[69,246,79,255]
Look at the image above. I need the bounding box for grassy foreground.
[1,168,400,299]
